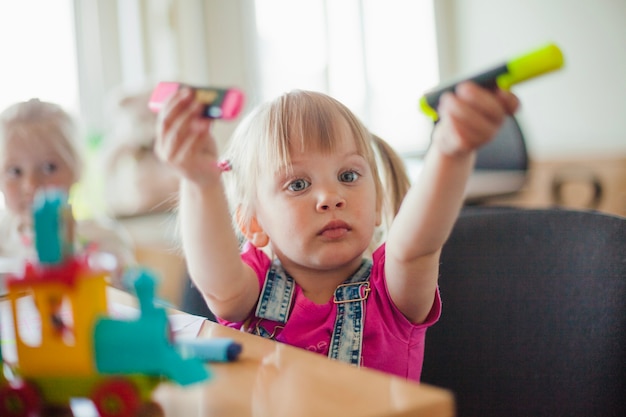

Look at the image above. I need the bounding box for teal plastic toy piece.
[0,190,211,416]
[33,188,69,264]
[94,268,211,386]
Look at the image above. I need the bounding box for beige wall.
[434,0,626,160]
[77,0,625,160]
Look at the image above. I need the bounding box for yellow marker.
[419,43,564,121]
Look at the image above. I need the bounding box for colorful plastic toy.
[0,188,211,417]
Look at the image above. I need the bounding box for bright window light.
[254,0,439,154]
[0,0,79,115]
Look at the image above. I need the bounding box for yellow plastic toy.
[0,189,210,417]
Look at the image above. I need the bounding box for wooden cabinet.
[118,212,186,306]
[483,155,626,217]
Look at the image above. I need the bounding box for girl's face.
[0,134,75,225]
[253,120,381,274]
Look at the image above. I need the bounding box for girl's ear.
[248,217,270,248]
[236,209,270,248]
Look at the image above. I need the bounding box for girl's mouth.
[319,220,350,239]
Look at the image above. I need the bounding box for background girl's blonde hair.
[0,99,83,182]
[222,90,410,247]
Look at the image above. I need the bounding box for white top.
[0,209,136,290]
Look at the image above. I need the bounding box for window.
[253,0,439,154]
[0,0,79,115]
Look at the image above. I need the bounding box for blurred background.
[2,0,625,155]
[1,0,624,303]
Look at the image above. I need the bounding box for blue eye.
[339,171,359,183]
[41,162,59,175]
[287,178,310,192]
[5,166,22,179]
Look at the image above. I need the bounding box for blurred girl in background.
[0,98,135,288]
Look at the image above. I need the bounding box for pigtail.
[371,134,411,226]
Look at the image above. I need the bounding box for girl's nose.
[316,189,346,212]
[21,173,40,194]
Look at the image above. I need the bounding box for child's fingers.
[175,119,214,163]
[496,88,521,115]
[153,90,220,183]
[167,100,207,153]
[155,89,191,157]
[438,92,494,146]
[158,88,194,132]
[436,84,517,154]
[455,82,507,125]
[156,90,211,162]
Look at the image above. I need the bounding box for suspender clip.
[333,281,370,304]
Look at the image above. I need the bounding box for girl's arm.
[385,82,519,323]
[155,89,259,322]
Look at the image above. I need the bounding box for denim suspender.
[329,260,372,365]
[253,258,372,365]
[252,259,295,339]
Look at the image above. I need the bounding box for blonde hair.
[371,133,411,226]
[223,90,410,246]
[0,99,83,182]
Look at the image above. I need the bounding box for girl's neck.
[279,256,365,304]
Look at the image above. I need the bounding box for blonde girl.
[0,99,135,287]
[156,86,518,380]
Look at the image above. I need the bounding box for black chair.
[475,115,528,172]
[465,115,529,203]
[180,271,217,321]
[421,206,626,417]
[406,115,529,202]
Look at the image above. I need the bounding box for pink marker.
[149,81,245,120]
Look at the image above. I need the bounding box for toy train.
[0,189,210,417]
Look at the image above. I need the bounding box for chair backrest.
[465,115,529,203]
[404,115,529,202]
[421,207,626,417]
[475,115,528,171]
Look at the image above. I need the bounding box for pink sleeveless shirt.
[218,242,441,381]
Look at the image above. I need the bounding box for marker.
[419,43,564,121]
[176,338,243,362]
[149,82,245,120]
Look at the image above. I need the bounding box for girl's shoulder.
[0,210,31,260]
[0,209,17,229]
[240,242,272,280]
[368,243,386,282]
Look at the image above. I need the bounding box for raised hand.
[432,82,520,157]
[154,88,221,186]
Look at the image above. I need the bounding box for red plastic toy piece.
[92,378,141,417]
